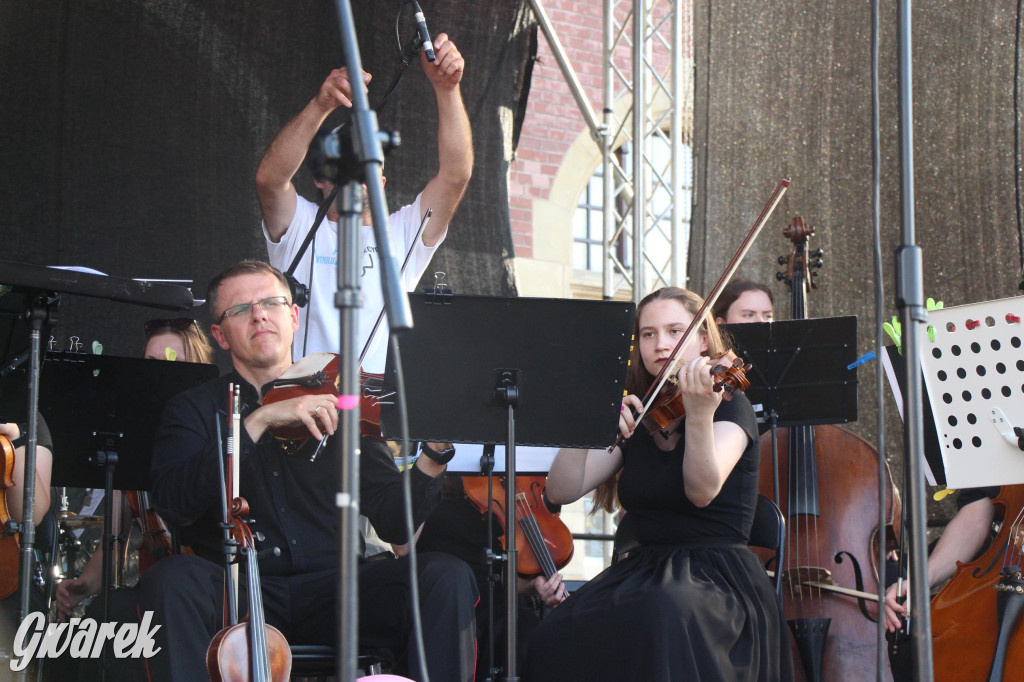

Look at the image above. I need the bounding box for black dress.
[526,394,792,681]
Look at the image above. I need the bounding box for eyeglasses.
[216,296,290,324]
[144,318,196,335]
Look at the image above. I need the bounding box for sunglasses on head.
[145,318,196,335]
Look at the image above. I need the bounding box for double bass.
[757,217,901,681]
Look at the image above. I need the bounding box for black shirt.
[149,371,443,575]
[616,392,760,546]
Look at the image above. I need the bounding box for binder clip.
[425,271,453,305]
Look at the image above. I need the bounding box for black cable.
[301,237,316,358]
[391,335,429,681]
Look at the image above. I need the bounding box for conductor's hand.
[56,576,96,621]
[314,68,372,114]
[618,394,644,440]
[883,581,908,633]
[423,33,464,90]
[246,395,339,443]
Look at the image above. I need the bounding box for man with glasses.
[138,260,477,682]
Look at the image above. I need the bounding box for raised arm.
[255,68,371,241]
[418,33,473,247]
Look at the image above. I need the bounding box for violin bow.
[617,178,790,447]
[228,384,241,619]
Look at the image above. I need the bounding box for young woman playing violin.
[526,287,792,682]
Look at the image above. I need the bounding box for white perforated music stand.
[918,296,1024,488]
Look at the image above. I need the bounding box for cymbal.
[58,514,103,530]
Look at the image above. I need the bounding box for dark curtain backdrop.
[0,0,532,362]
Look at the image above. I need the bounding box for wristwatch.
[419,442,456,465]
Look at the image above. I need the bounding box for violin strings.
[1004,503,1024,571]
[516,499,557,578]
[515,495,558,579]
[809,428,822,604]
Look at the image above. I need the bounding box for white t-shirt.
[264,192,442,373]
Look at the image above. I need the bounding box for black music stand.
[1,261,194,642]
[382,293,634,681]
[0,353,216,621]
[722,316,859,516]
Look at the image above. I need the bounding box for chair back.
[748,494,785,597]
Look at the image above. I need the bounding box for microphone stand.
[328,3,412,681]
[894,1,933,679]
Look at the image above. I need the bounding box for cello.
[930,485,1024,681]
[757,216,902,681]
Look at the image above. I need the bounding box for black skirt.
[525,542,793,681]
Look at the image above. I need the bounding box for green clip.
[883,317,903,355]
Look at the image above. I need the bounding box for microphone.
[412,1,436,62]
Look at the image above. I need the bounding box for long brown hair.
[591,287,729,513]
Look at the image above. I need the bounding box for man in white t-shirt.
[256,33,472,373]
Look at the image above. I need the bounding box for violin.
[122,490,192,584]
[640,350,752,438]
[614,178,789,451]
[260,352,388,447]
[207,385,291,681]
[462,475,574,580]
[0,434,19,599]
[206,497,292,682]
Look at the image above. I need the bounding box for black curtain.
[0,0,533,360]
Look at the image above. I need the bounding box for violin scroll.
[709,351,752,397]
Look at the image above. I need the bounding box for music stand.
[882,345,945,486]
[722,316,859,516]
[1,262,194,650]
[0,353,216,629]
[382,293,634,681]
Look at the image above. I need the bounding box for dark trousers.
[136,551,477,682]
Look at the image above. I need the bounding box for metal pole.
[895,1,933,679]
